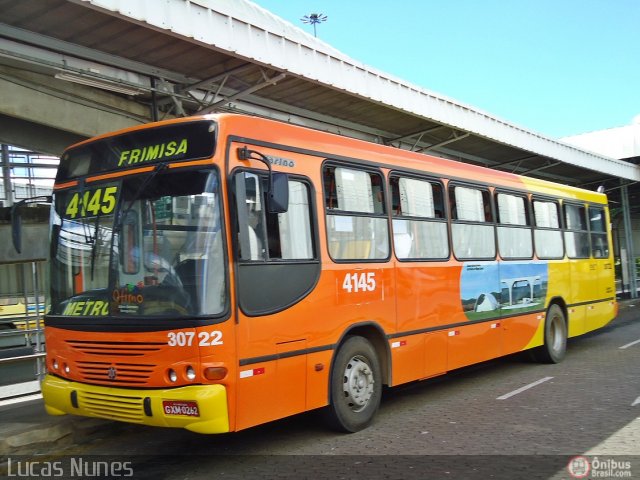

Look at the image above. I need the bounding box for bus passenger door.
[564,204,591,336]
[586,206,616,331]
[566,260,588,336]
[231,167,321,430]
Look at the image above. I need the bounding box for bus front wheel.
[533,304,567,364]
[326,336,382,433]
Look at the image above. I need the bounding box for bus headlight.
[186,366,196,381]
[168,369,178,383]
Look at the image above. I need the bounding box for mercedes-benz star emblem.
[107,367,117,380]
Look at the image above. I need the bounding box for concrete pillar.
[150,77,159,122]
[621,182,638,298]
[1,144,12,207]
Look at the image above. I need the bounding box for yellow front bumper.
[41,374,229,434]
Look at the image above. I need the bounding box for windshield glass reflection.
[50,169,226,318]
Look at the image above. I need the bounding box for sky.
[250,0,640,139]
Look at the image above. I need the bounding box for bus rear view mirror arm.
[237,146,289,213]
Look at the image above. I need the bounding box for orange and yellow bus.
[40,114,616,433]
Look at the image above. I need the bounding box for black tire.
[326,336,382,433]
[533,304,567,363]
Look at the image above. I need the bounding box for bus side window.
[496,192,533,259]
[266,179,314,260]
[234,169,318,316]
[323,165,389,261]
[235,172,265,261]
[564,203,590,259]
[449,185,495,260]
[589,206,609,258]
[533,199,564,259]
[390,175,448,260]
[235,171,314,262]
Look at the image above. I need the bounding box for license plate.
[162,400,200,417]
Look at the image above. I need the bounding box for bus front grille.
[78,391,145,423]
[66,340,164,357]
[76,361,155,385]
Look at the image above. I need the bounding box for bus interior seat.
[338,240,371,259]
[175,259,199,311]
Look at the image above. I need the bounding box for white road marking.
[586,416,640,455]
[0,380,40,399]
[497,376,554,400]
[619,338,640,350]
[0,393,42,408]
[632,396,640,407]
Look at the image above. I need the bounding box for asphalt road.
[17,304,640,479]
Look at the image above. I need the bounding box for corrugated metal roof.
[1,0,639,197]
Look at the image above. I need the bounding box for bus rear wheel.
[533,304,567,364]
[326,336,382,433]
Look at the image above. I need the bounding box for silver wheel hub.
[550,315,564,352]
[343,355,374,412]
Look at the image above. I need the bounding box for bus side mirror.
[10,195,53,254]
[237,147,289,214]
[268,173,289,214]
[11,205,22,254]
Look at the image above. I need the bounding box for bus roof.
[61,113,608,205]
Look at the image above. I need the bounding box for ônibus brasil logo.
[567,456,591,478]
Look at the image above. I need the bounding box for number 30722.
[167,331,223,347]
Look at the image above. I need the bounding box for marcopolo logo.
[568,456,632,478]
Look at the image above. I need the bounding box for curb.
[0,402,116,458]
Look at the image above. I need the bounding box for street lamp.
[301,13,327,37]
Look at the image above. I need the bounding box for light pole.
[301,13,327,37]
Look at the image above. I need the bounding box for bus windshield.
[50,168,226,319]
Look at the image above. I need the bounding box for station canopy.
[1,0,638,206]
